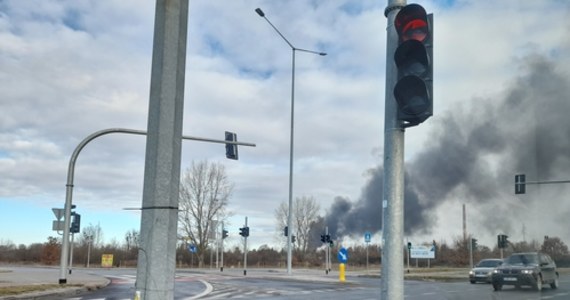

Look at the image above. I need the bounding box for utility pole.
[135,0,188,299]
[243,217,248,276]
[381,0,406,299]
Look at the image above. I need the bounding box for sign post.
[337,247,348,282]
[364,232,371,272]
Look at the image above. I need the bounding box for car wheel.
[534,275,543,291]
[470,280,476,284]
[550,275,559,289]
[493,283,502,291]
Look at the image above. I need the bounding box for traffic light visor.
[394,76,430,116]
[395,4,429,42]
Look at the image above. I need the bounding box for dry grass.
[0,284,80,296]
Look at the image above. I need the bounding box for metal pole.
[87,236,91,268]
[255,9,325,275]
[244,217,248,276]
[220,221,224,272]
[135,0,188,298]
[382,1,406,299]
[325,226,329,274]
[69,233,74,274]
[286,48,296,275]
[469,239,473,268]
[366,242,369,273]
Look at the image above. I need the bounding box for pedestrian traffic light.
[225,131,238,160]
[70,213,81,233]
[515,174,526,194]
[394,4,433,126]
[222,229,228,239]
[320,235,325,243]
[284,226,288,237]
[471,238,478,250]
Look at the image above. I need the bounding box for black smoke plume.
[325,54,570,240]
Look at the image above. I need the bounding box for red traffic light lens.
[395,4,429,42]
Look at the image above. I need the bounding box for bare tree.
[78,223,104,248]
[178,160,233,267]
[274,196,320,257]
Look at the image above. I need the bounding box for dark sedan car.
[491,252,559,291]
[469,259,503,283]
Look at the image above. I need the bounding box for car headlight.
[469,270,474,275]
[493,269,500,274]
[521,269,535,274]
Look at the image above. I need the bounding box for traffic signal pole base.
[59,279,66,284]
[220,267,223,272]
[339,263,346,282]
[243,270,247,276]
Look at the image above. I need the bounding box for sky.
[1,0,570,252]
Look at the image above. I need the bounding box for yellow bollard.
[134,291,141,300]
[339,263,346,282]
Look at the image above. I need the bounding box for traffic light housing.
[394,4,433,126]
[320,235,325,243]
[407,242,412,250]
[222,229,228,239]
[497,234,509,248]
[239,226,250,237]
[70,213,81,233]
[471,238,478,250]
[291,235,296,243]
[225,131,238,160]
[284,226,288,237]
[515,174,526,194]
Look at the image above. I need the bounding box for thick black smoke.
[326,54,570,239]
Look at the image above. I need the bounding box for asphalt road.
[41,268,570,300]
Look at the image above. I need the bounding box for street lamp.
[255,7,326,275]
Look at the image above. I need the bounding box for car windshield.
[506,254,538,265]
[477,260,501,267]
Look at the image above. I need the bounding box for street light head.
[319,52,327,56]
[255,8,265,17]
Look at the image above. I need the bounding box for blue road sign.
[188,245,197,253]
[364,232,371,243]
[337,247,348,263]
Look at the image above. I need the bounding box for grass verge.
[0,284,81,296]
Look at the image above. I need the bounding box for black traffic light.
[320,235,325,243]
[291,235,296,243]
[497,234,509,248]
[284,226,288,237]
[515,174,526,194]
[70,213,81,233]
[394,4,433,126]
[325,234,331,243]
[222,229,228,239]
[471,238,478,250]
[239,226,250,237]
[225,131,238,160]
[407,242,412,250]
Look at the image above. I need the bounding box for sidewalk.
[0,266,109,299]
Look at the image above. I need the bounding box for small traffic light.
[407,242,412,250]
[222,229,228,239]
[70,213,81,233]
[394,4,433,126]
[244,226,249,237]
[291,235,296,243]
[329,240,333,247]
[471,238,478,250]
[320,235,325,243]
[515,174,526,194]
[497,234,509,248]
[284,226,288,237]
[225,131,238,160]
[326,234,331,243]
[239,226,249,237]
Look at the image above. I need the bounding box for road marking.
[185,279,213,300]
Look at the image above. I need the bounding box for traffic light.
[291,235,296,243]
[407,242,412,250]
[222,229,228,239]
[320,235,325,243]
[394,4,433,126]
[325,234,331,243]
[239,226,250,237]
[225,131,238,160]
[284,226,288,237]
[70,213,81,233]
[497,234,509,248]
[515,174,526,194]
[471,238,478,250]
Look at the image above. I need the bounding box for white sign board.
[410,245,435,259]
[52,208,64,221]
[52,220,65,231]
